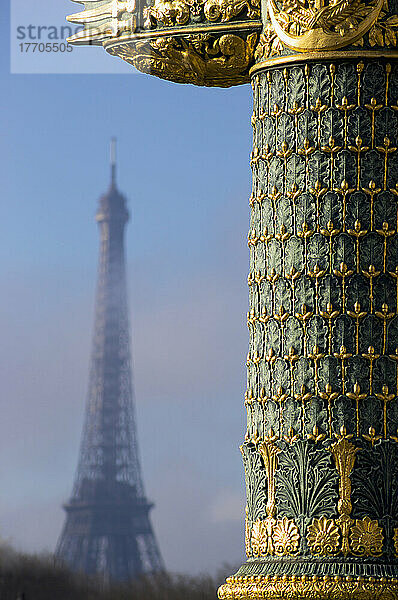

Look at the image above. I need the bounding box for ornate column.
[67,0,398,595]
[219,8,398,598]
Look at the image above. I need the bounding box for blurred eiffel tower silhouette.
[56,140,164,581]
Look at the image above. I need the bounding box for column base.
[218,575,398,599]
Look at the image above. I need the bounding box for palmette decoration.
[307,517,340,555]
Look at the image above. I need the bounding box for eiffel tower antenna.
[110,137,116,186]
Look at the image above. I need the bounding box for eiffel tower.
[56,140,164,581]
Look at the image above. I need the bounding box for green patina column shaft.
[219,58,398,598]
[66,0,398,594]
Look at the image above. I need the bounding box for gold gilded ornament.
[356,0,398,47]
[249,517,300,556]
[272,517,300,556]
[250,519,268,556]
[144,0,260,28]
[67,0,262,86]
[330,430,358,556]
[394,527,398,555]
[218,575,398,599]
[350,516,383,556]
[257,431,280,554]
[267,0,384,52]
[254,24,284,61]
[258,432,280,520]
[307,516,340,555]
[106,32,258,87]
[144,0,199,27]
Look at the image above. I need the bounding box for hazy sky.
[1,0,253,575]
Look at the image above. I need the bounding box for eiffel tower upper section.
[74,141,141,493]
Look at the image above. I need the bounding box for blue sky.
[1,0,253,574]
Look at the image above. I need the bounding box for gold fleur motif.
[350,516,383,556]
[307,425,326,443]
[273,517,300,556]
[363,426,382,447]
[307,517,340,556]
[284,426,300,445]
